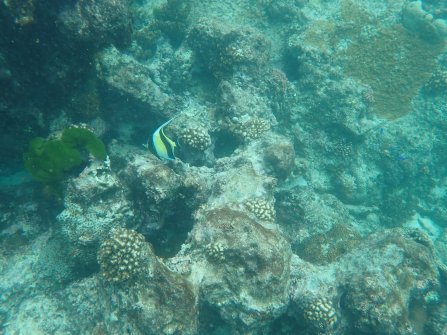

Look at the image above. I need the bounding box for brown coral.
[97,228,147,282]
[233,118,270,141]
[179,126,211,150]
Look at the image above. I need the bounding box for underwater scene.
[1,0,447,334]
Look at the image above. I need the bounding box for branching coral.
[233,118,270,141]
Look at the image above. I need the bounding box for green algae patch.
[61,127,106,161]
[23,127,106,184]
[342,25,445,119]
[24,137,81,183]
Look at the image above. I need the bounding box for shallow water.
[1,1,446,334]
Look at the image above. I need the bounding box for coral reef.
[135,0,191,48]
[2,0,447,334]
[402,1,447,41]
[342,24,444,119]
[232,117,271,141]
[338,229,442,334]
[188,19,271,79]
[205,241,226,262]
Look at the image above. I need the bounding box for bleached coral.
[245,197,276,222]
[205,242,226,262]
[303,297,338,330]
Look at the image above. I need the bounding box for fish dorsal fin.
[146,109,208,160]
[150,117,177,160]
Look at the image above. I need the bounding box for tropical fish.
[147,118,177,160]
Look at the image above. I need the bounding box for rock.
[191,206,291,333]
[96,46,174,117]
[188,19,271,79]
[58,160,135,267]
[58,0,132,48]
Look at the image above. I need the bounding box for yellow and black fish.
[148,118,177,160]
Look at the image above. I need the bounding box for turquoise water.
[1,1,446,334]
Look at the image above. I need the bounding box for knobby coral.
[97,228,146,283]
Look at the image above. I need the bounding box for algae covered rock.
[188,19,271,78]
[218,79,275,133]
[57,160,134,267]
[96,46,174,117]
[192,207,291,333]
[97,237,198,335]
[115,148,200,257]
[135,0,191,48]
[296,223,362,265]
[288,228,444,335]
[402,1,447,41]
[58,0,132,48]
[338,229,442,334]
[61,250,198,335]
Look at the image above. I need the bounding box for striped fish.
[148,118,177,160]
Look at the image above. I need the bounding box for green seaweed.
[23,127,106,184]
[61,127,106,160]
